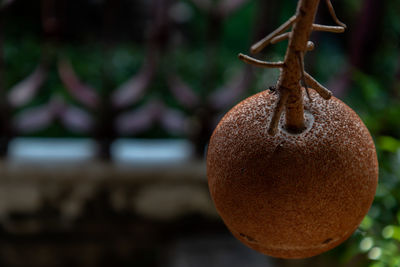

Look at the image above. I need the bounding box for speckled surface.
[207,89,379,259]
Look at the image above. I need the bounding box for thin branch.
[238,54,284,68]
[325,0,347,28]
[267,90,289,136]
[304,72,332,100]
[270,32,290,44]
[251,15,298,54]
[297,52,311,101]
[312,24,345,33]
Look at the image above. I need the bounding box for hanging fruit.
[207,0,378,259]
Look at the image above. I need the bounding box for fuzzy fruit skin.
[207,89,378,259]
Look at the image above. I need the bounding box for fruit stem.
[239,0,346,135]
[276,0,320,134]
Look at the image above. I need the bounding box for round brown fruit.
[207,89,378,259]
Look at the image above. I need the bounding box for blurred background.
[0,0,399,266]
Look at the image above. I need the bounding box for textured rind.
[206,89,379,259]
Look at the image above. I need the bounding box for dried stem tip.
[239,0,345,135]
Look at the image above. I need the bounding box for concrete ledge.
[0,157,216,226]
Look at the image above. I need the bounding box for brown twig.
[239,0,344,135]
[238,54,284,68]
[312,24,345,33]
[251,15,299,54]
[325,0,346,28]
[304,72,332,100]
[297,51,311,101]
[270,32,290,44]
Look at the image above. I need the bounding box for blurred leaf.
[167,75,199,109]
[360,237,374,252]
[382,225,400,243]
[369,261,385,267]
[392,226,400,242]
[397,212,400,225]
[115,101,161,135]
[58,59,99,108]
[159,108,187,135]
[377,136,400,153]
[8,64,47,107]
[112,58,155,109]
[360,216,374,231]
[14,103,55,133]
[61,105,93,133]
[383,194,397,210]
[353,71,382,103]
